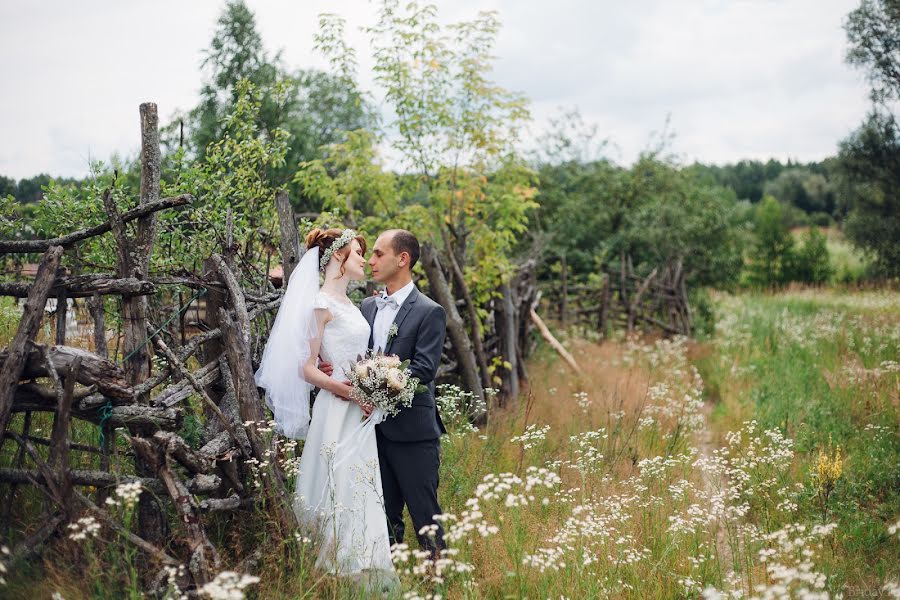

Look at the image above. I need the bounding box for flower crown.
[319,229,357,271]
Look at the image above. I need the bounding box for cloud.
[0,0,872,179]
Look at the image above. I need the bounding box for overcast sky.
[0,0,871,179]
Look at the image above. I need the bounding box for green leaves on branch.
[159,80,288,274]
[294,129,400,240]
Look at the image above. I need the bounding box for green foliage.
[0,175,17,198]
[293,129,400,240]
[845,0,900,103]
[763,168,836,215]
[166,1,375,211]
[746,196,796,288]
[159,80,288,274]
[791,228,832,284]
[835,111,900,278]
[689,158,789,203]
[19,168,133,271]
[624,156,746,289]
[688,287,716,338]
[311,2,538,308]
[0,195,23,238]
[534,151,747,290]
[839,2,900,279]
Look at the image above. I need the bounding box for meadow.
[2,286,897,599]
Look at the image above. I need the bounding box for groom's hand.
[317,358,333,376]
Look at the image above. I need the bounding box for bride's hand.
[357,401,374,417]
[333,381,353,400]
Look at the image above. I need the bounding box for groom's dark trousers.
[362,287,447,554]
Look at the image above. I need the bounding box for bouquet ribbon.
[332,406,387,472]
[310,406,387,513]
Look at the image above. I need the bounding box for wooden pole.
[54,290,67,345]
[275,190,302,286]
[529,308,582,375]
[89,293,108,359]
[0,245,63,449]
[560,255,568,325]
[599,273,610,336]
[439,231,492,391]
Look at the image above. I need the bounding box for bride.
[254,227,395,582]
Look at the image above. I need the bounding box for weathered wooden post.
[275,190,302,286]
[119,103,161,391]
[129,102,167,544]
[88,293,107,359]
[559,255,568,325]
[54,289,67,345]
[0,245,63,449]
[496,281,520,408]
[599,272,610,335]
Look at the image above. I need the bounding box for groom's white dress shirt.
[372,280,415,352]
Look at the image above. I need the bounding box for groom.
[346,229,448,554]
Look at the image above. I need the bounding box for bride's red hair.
[305,228,367,277]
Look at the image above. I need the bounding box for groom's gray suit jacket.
[362,286,447,442]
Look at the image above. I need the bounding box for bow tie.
[375,294,399,310]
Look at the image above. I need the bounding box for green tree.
[845,0,900,103]
[166,1,375,210]
[790,227,832,284]
[305,2,537,400]
[0,176,16,199]
[840,0,900,277]
[746,196,796,287]
[624,157,745,289]
[764,168,835,215]
[836,112,900,277]
[160,80,289,275]
[15,174,54,203]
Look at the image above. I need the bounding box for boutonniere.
[387,323,399,340]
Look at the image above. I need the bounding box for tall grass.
[2,288,898,598]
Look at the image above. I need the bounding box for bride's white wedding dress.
[293,291,394,577]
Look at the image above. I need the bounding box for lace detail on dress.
[313,291,330,310]
[315,292,371,379]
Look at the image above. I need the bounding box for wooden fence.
[544,254,694,337]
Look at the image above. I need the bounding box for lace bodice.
[314,292,370,379]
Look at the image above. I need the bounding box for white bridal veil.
[254,246,321,439]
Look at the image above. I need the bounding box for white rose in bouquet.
[382,355,402,368]
[354,360,372,379]
[385,368,407,391]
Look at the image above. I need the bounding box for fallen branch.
[1,344,132,401]
[0,276,156,299]
[529,308,582,375]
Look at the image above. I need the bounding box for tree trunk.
[496,282,519,408]
[439,232,492,391]
[420,244,485,412]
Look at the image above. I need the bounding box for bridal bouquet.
[347,351,421,418]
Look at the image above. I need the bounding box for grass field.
[791,227,871,284]
[2,288,898,599]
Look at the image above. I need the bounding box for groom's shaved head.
[385,229,420,269]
